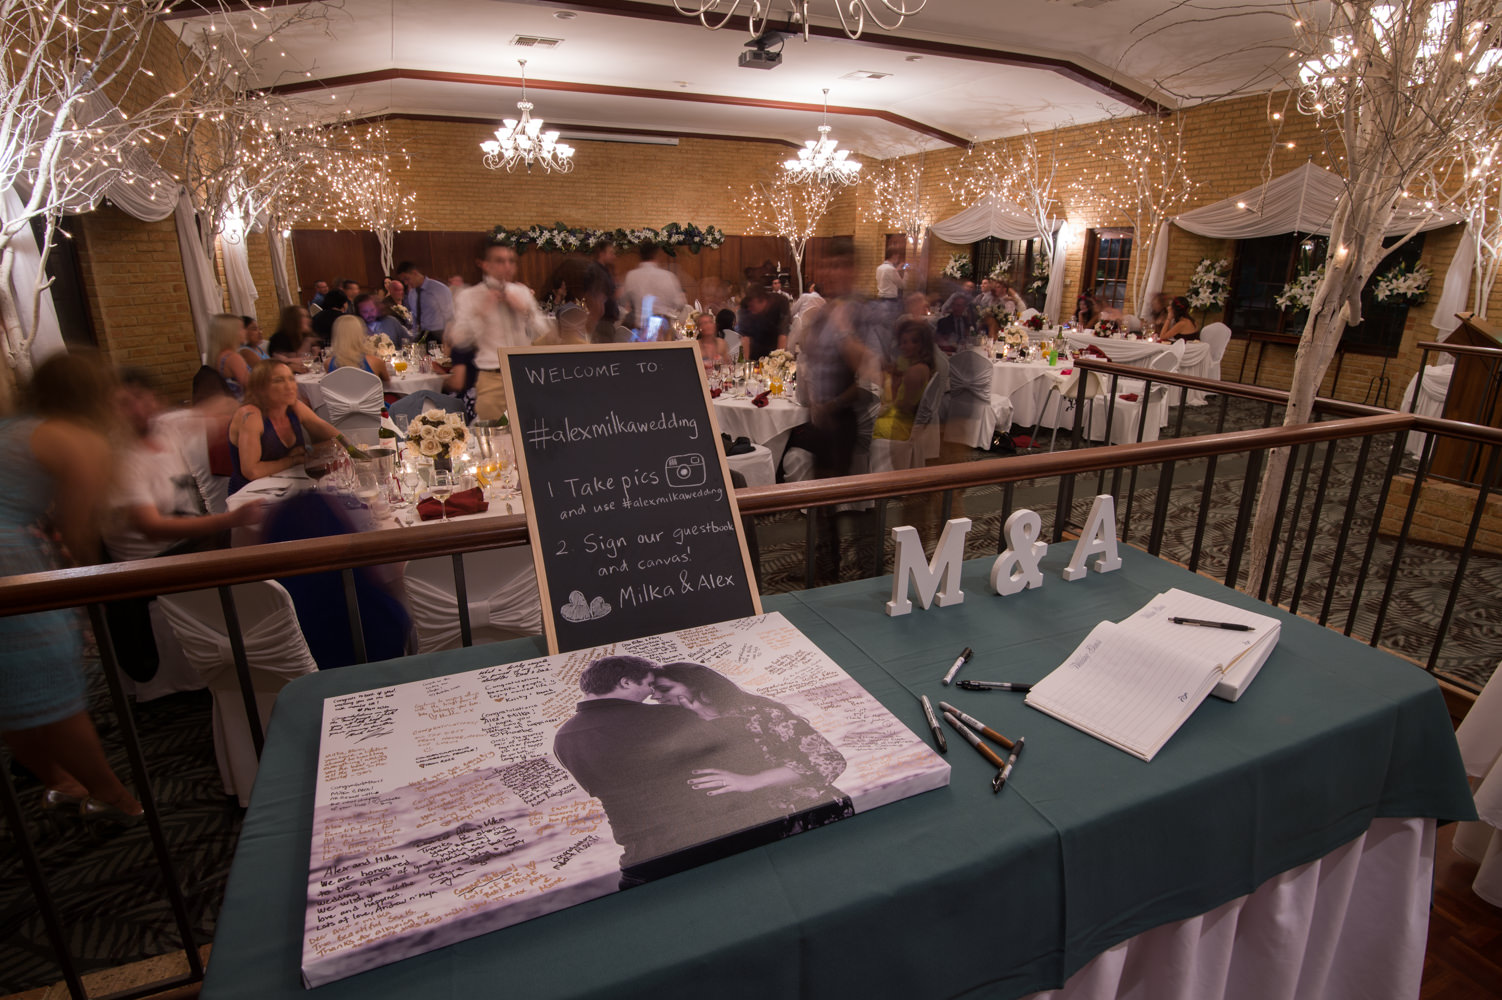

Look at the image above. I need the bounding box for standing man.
[589,239,621,339]
[395,260,455,342]
[875,247,904,302]
[447,238,550,421]
[620,243,686,333]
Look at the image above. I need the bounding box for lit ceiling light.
[673,0,925,41]
[783,89,861,187]
[480,59,575,175]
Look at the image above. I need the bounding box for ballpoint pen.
[1169,617,1254,631]
[956,680,1031,693]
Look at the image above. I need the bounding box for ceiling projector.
[739,31,783,69]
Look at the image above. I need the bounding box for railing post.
[217,585,265,756]
[452,553,472,648]
[341,569,369,664]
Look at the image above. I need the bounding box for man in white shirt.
[620,243,686,333]
[396,260,455,340]
[875,248,904,301]
[448,240,552,421]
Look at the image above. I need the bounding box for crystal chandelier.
[673,0,926,41]
[480,60,575,174]
[783,90,861,187]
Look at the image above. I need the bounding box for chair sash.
[404,564,543,653]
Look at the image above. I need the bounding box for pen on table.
[956,679,1031,693]
[918,695,947,753]
[941,646,973,686]
[942,712,1009,794]
[1169,617,1254,632]
[938,702,1024,755]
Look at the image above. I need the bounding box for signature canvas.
[302,613,950,987]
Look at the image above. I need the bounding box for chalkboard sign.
[503,342,762,652]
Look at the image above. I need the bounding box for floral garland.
[1275,264,1325,312]
[1373,260,1432,306]
[407,408,469,461]
[1186,257,1231,313]
[942,253,972,280]
[488,221,726,256]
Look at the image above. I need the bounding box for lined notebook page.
[1120,589,1277,671]
[1025,622,1224,761]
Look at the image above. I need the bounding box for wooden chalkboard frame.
[501,340,763,653]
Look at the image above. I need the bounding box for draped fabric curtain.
[1144,162,1467,333]
[931,195,1067,324]
[1429,232,1474,339]
[222,229,259,319]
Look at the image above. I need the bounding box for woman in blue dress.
[228,360,344,493]
[327,315,392,383]
[0,353,143,820]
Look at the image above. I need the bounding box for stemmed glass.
[430,470,456,521]
[398,460,424,512]
[391,412,412,439]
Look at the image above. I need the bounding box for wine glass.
[430,470,456,521]
[397,460,424,511]
[304,439,341,489]
[391,412,412,439]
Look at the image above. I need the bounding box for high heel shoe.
[79,798,144,827]
[40,788,88,812]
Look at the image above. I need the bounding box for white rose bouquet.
[763,348,794,381]
[407,408,469,461]
[372,332,396,357]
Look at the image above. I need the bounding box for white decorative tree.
[861,153,935,254]
[736,173,836,295]
[0,1,186,400]
[945,124,1067,283]
[1448,139,1502,318]
[1244,0,1502,589]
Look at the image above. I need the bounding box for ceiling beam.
[267,68,972,147]
[350,112,803,148]
[537,0,1166,114]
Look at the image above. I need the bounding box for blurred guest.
[694,313,731,366]
[396,261,455,342]
[589,239,621,332]
[770,277,793,301]
[737,284,789,361]
[262,493,410,669]
[447,274,467,294]
[1073,294,1100,329]
[338,278,360,301]
[974,277,1000,313]
[931,331,993,519]
[1144,292,1170,336]
[875,247,904,302]
[1162,295,1200,342]
[210,313,252,400]
[228,360,343,493]
[621,243,686,331]
[535,303,593,346]
[998,281,1026,315]
[935,293,978,356]
[308,279,329,310]
[449,239,550,421]
[872,318,935,465]
[267,305,314,366]
[239,316,267,366]
[355,293,407,346]
[329,314,392,383]
[382,277,414,332]
[310,288,349,342]
[716,308,741,360]
[0,353,142,820]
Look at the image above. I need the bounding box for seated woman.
[238,316,268,368]
[694,312,731,366]
[998,281,1027,316]
[871,318,935,471]
[227,360,343,493]
[267,304,314,362]
[209,313,252,400]
[1161,295,1200,342]
[328,314,392,383]
[1073,294,1100,329]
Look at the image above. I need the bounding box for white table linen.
[1064,333,1213,405]
[726,443,776,487]
[1454,665,1502,906]
[711,396,809,463]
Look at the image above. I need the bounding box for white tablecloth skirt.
[1063,334,1215,405]
[726,443,776,487]
[1030,817,1433,1000]
[712,396,809,463]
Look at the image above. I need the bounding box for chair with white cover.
[403,549,543,653]
[1017,307,1040,327]
[317,366,384,445]
[1453,662,1502,906]
[157,581,317,806]
[1124,314,1143,333]
[1087,340,1185,445]
[1400,363,1453,458]
[870,370,944,473]
[388,389,463,428]
[1194,322,1233,404]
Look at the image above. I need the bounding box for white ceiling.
[167,0,1301,157]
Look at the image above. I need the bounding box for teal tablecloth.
[202,548,1474,999]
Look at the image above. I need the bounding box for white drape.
[1430,229,1475,338]
[1143,220,1173,305]
[1044,223,1069,326]
[222,232,258,318]
[930,195,1043,242]
[267,226,293,310]
[3,186,66,365]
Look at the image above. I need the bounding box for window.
[1226,232,1426,356]
[30,216,96,349]
[971,237,1043,302]
[1083,229,1132,310]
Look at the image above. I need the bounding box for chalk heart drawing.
[560,590,612,623]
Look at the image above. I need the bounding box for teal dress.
[0,418,87,730]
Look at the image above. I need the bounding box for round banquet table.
[725,442,776,487]
[711,395,809,463]
[297,370,444,411]
[992,359,1069,429]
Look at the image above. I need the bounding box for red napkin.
[1080,344,1109,359]
[1119,392,1140,402]
[710,386,722,398]
[1060,368,1073,375]
[418,486,488,521]
[752,391,770,408]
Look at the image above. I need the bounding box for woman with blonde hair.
[328,314,391,383]
[210,312,251,399]
[228,359,343,493]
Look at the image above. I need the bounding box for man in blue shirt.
[395,260,455,341]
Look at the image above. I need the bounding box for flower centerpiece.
[1373,261,1432,307]
[407,408,470,469]
[1275,264,1326,312]
[763,348,794,386]
[1023,313,1045,331]
[1186,258,1231,316]
[371,332,396,357]
[942,253,972,280]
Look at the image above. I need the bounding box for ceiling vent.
[841,69,891,80]
[511,35,563,48]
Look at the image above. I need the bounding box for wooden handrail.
[1068,358,1392,419]
[0,413,1417,616]
[1414,340,1502,360]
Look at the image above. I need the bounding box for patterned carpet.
[1,396,1496,996]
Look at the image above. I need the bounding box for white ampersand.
[990,509,1048,596]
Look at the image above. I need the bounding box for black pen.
[919,695,947,753]
[1169,617,1254,631]
[941,646,973,686]
[957,679,1031,693]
